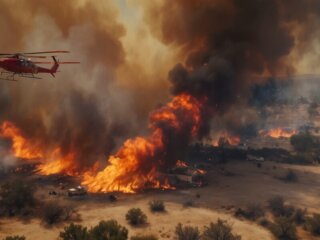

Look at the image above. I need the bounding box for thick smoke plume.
[0,0,319,191]
[139,0,320,137]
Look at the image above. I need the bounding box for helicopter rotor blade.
[23,55,47,59]
[22,51,70,55]
[34,61,80,64]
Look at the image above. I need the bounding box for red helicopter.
[0,51,79,81]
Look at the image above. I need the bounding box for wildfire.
[0,94,204,193]
[82,94,203,193]
[36,148,78,176]
[212,133,241,147]
[0,121,88,176]
[0,121,43,159]
[260,128,297,138]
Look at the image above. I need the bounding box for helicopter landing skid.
[0,72,42,81]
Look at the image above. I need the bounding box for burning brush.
[82,94,204,193]
[0,94,205,193]
[259,128,298,139]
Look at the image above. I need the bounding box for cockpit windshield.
[20,60,33,67]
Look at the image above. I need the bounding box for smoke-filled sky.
[0,0,320,172]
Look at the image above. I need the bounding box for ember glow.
[212,133,241,147]
[260,128,298,138]
[0,121,43,159]
[176,160,188,168]
[82,94,203,193]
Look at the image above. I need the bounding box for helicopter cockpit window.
[19,59,24,66]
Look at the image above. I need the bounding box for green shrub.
[235,204,264,221]
[149,200,165,212]
[268,197,294,217]
[269,216,297,240]
[305,214,320,236]
[131,234,157,240]
[59,223,89,240]
[2,236,26,240]
[126,208,147,226]
[175,223,200,240]
[89,220,128,240]
[202,219,241,240]
[0,179,35,216]
[41,202,75,225]
[60,220,128,240]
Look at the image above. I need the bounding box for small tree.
[175,223,200,240]
[202,219,241,240]
[270,216,297,240]
[59,223,89,240]
[89,220,128,240]
[131,235,157,240]
[126,208,147,226]
[268,196,294,217]
[149,200,165,212]
[305,214,320,236]
[0,179,35,216]
[2,236,26,240]
[41,202,76,225]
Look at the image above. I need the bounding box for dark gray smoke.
[141,0,320,137]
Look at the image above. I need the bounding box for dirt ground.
[1,160,320,239]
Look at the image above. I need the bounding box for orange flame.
[212,133,240,147]
[0,94,203,193]
[36,148,77,176]
[82,94,203,193]
[260,128,297,138]
[197,169,206,175]
[0,121,43,159]
[0,121,88,176]
[176,160,188,167]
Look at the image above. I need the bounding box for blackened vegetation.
[188,144,247,163]
[188,144,290,164]
[188,139,320,165]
